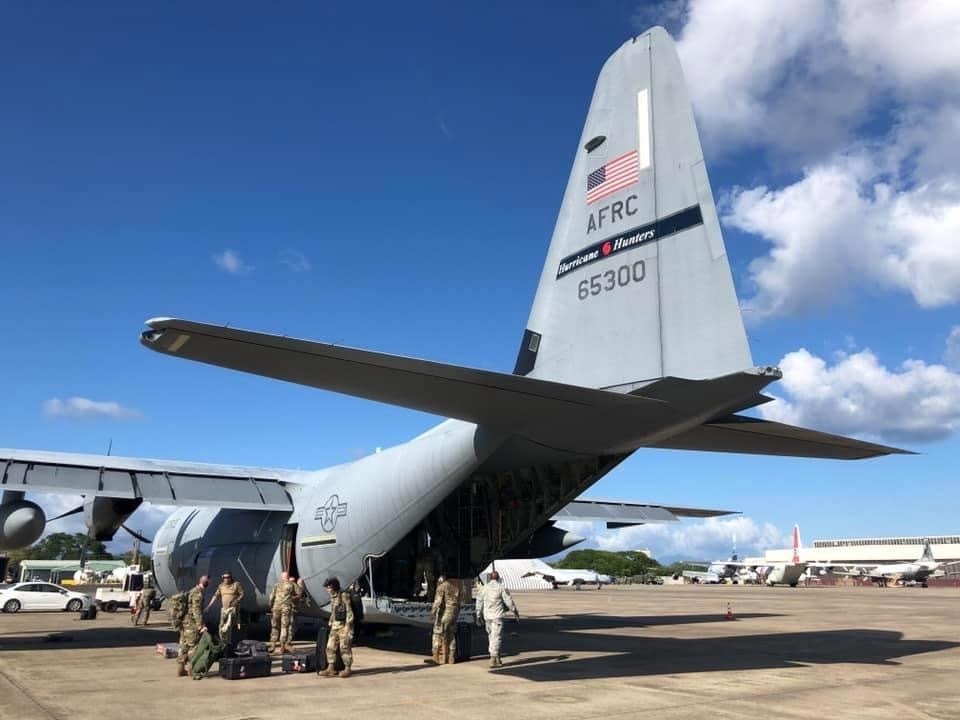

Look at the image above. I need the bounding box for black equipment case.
[219,655,272,680]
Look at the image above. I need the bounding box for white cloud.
[946,326,960,369]
[280,249,311,272]
[676,0,960,159]
[667,2,960,317]
[557,516,783,563]
[760,345,960,443]
[213,249,253,274]
[44,397,142,421]
[726,136,960,317]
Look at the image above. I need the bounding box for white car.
[0,582,92,613]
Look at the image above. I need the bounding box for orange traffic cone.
[725,602,734,620]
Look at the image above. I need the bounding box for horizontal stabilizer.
[0,449,295,510]
[648,415,910,460]
[553,498,737,526]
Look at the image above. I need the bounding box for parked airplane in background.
[830,541,942,588]
[683,540,745,584]
[0,27,906,629]
[521,563,613,588]
[756,525,808,587]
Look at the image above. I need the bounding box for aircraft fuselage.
[152,420,499,618]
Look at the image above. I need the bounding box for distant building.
[16,559,127,584]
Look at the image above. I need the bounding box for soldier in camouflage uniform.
[177,575,209,677]
[267,571,305,654]
[205,571,245,644]
[427,575,462,664]
[132,576,157,626]
[320,577,354,678]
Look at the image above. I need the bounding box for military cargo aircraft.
[0,26,906,627]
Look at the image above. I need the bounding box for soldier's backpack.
[348,589,364,622]
[168,591,189,630]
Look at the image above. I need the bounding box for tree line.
[553,549,698,578]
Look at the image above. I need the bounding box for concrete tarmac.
[1,584,959,720]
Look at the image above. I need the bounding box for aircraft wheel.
[922,582,928,588]
[66,599,83,612]
[103,601,118,613]
[3,599,21,613]
[789,582,798,587]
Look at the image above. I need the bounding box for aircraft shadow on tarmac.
[490,619,960,682]
[0,624,181,651]
[3,615,958,683]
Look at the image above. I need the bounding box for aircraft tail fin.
[514,26,752,390]
[792,524,801,564]
[919,540,935,563]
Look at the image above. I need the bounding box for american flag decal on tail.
[586,150,639,204]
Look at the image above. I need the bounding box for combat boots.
[177,663,188,677]
[423,649,440,665]
[339,667,352,678]
[442,642,456,664]
[320,667,337,677]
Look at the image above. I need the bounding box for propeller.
[121,525,153,545]
[47,505,84,522]
[46,503,153,545]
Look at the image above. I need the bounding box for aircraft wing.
[0,449,296,511]
[808,562,873,575]
[552,499,737,528]
[646,415,909,460]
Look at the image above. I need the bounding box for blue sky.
[2,2,959,562]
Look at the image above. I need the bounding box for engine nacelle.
[502,524,586,559]
[0,500,46,550]
[85,496,143,541]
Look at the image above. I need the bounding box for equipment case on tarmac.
[455,622,472,662]
[219,655,272,680]
[315,626,345,673]
[155,642,179,659]
[281,653,318,673]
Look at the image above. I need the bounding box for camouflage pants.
[177,622,200,665]
[433,609,458,662]
[326,625,353,668]
[270,606,296,645]
[485,618,503,657]
[133,603,151,625]
[219,606,238,644]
